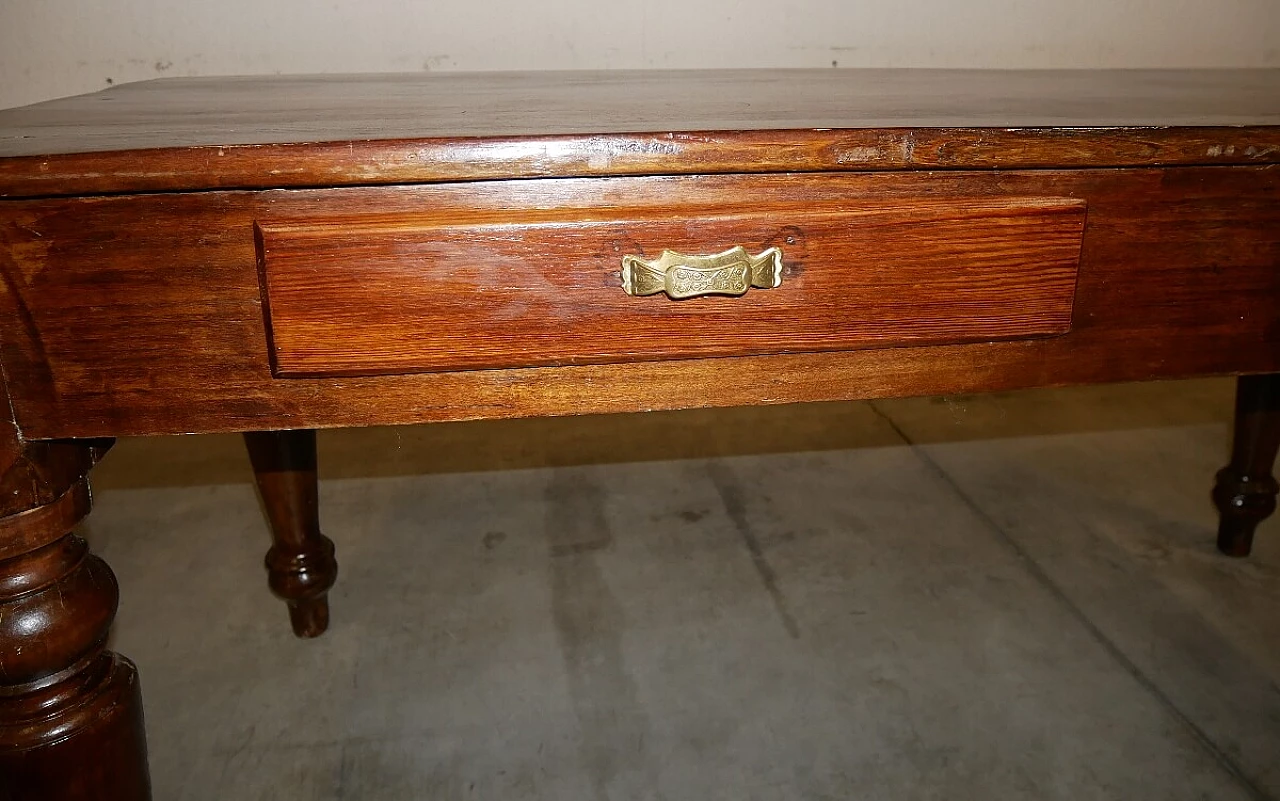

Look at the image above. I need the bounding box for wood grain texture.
[1,168,1277,439]
[1,70,1279,197]
[258,195,1084,376]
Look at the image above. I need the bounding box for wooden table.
[0,70,1278,799]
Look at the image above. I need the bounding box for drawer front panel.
[5,168,1280,438]
[258,196,1085,376]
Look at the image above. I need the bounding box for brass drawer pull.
[621,246,783,299]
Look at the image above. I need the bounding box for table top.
[4,69,1280,153]
[2,69,1279,197]
[0,69,1278,439]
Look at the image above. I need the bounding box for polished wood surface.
[1,70,1279,197]
[259,194,1084,376]
[0,69,1277,797]
[243,429,337,638]
[0,429,150,799]
[1,168,1275,438]
[1214,374,1280,556]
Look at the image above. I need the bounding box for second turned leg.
[243,429,337,638]
[1213,374,1280,557]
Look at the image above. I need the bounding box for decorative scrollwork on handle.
[621,246,783,299]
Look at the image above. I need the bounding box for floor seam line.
[865,400,1273,801]
[705,460,803,640]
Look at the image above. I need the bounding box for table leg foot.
[284,596,331,639]
[1213,374,1280,557]
[0,440,151,800]
[244,429,338,638]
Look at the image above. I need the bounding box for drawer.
[256,193,1086,377]
[8,167,1280,439]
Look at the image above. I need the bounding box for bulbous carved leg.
[244,429,337,638]
[1213,374,1280,557]
[0,439,150,800]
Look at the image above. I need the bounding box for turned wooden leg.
[0,438,151,800]
[1213,374,1280,557]
[243,429,337,638]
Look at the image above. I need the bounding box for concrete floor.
[87,378,1280,800]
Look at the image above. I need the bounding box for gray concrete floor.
[87,378,1280,800]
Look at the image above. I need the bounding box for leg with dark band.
[244,429,338,637]
[1213,374,1280,557]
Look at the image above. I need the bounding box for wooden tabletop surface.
[1,69,1278,197]
[3,69,1280,155]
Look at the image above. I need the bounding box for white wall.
[2,0,1277,110]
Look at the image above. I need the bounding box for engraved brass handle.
[621,246,783,299]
